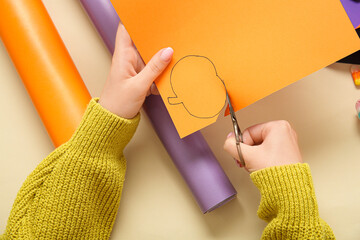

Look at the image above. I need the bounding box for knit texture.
[2,98,139,239]
[250,163,335,239]
[2,99,336,239]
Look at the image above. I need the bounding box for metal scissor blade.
[226,92,245,166]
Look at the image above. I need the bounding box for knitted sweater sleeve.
[250,163,336,239]
[3,98,139,240]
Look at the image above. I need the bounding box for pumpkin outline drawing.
[167,55,227,119]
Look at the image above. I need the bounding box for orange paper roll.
[0,0,91,147]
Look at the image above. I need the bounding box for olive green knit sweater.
[2,99,139,239]
[1,99,335,239]
[251,164,335,239]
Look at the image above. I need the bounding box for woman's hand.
[224,120,303,173]
[99,24,173,119]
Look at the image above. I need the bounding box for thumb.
[223,136,257,165]
[137,47,173,87]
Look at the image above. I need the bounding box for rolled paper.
[79,0,119,53]
[0,0,91,147]
[340,0,360,28]
[144,95,237,213]
[80,0,237,213]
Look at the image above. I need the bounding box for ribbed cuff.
[250,163,319,222]
[68,98,140,156]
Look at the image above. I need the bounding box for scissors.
[226,92,246,167]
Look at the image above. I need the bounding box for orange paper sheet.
[0,0,91,147]
[112,0,360,138]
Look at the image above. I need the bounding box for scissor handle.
[233,119,245,166]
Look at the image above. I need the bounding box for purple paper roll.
[80,0,119,53]
[144,95,237,213]
[80,0,237,213]
[340,0,360,28]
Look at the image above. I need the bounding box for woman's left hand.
[99,24,173,119]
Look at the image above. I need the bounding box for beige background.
[1,0,360,239]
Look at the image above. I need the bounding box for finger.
[223,136,257,162]
[245,120,295,145]
[136,51,146,72]
[226,122,272,146]
[146,83,160,96]
[243,121,282,145]
[132,42,146,73]
[113,24,133,55]
[110,24,140,75]
[241,123,268,145]
[137,47,173,88]
[223,137,240,160]
[226,131,254,146]
[150,83,159,95]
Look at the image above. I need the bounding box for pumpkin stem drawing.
[167,55,227,119]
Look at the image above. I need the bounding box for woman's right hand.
[224,120,303,173]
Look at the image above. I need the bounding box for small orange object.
[351,65,360,86]
[0,0,91,147]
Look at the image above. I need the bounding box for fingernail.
[227,132,234,139]
[160,47,173,61]
[233,158,242,168]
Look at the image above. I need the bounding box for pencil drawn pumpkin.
[167,55,226,119]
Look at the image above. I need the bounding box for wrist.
[69,98,140,156]
[98,97,139,119]
[250,163,319,220]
